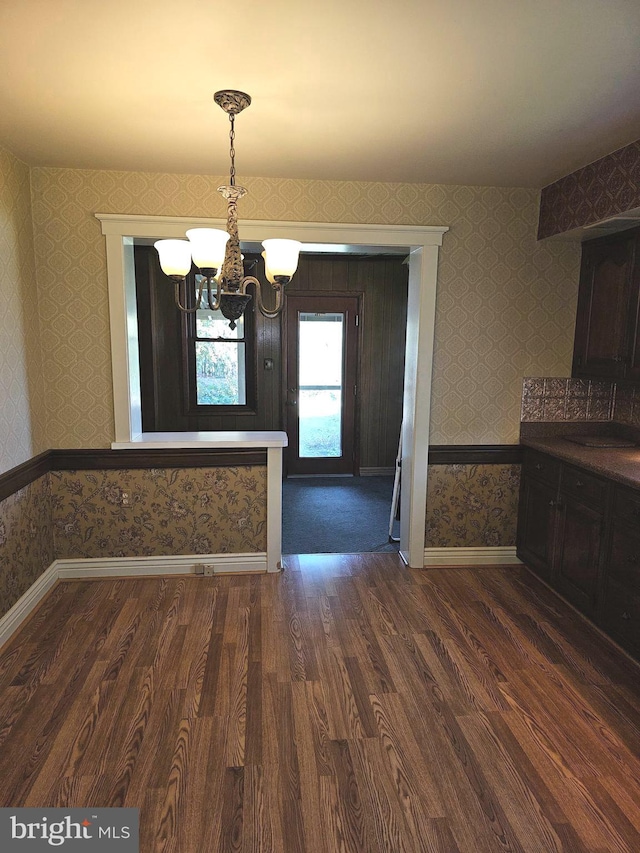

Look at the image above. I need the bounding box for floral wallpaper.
[425,464,521,548]
[50,467,268,559]
[0,475,53,616]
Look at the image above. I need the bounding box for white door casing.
[97,215,448,568]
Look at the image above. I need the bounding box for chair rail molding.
[96,214,449,568]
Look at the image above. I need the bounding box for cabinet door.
[624,250,640,383]
[553,495,603,616]
[599,521,640,657]
[517,475,557,582]
[572,231,638,380]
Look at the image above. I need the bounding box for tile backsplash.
[613,385,640,427]
[522,377,640,427]
[521,378,615,422]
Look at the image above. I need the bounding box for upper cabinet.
[572,226,640,382]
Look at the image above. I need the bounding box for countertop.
[112,431,289,449]
[521,436,640,491]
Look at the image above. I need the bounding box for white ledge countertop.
[111,431,288,450]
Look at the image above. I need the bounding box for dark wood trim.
[48,448,267,470]
[0,448,267,503]
[0,451,50,502]
[1,444,522,505]
[428,445,523,465]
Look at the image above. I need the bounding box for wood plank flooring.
[0,555,639,851]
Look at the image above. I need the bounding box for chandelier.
[154,90,301,329]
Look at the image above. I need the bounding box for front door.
[285,294,359,475]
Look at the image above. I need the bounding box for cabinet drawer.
[606,521,640,589]
[599,578,640,656]
[613,485,640,529]
[523,450,561,487]
[561,465,608,509]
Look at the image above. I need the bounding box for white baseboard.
[0,563,59,649]
[423,546,522,568]
[0,552,269,650]
[55,552,269,579]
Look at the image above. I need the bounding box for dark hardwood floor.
[0,555,639,851]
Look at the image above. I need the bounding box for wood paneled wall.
[288,255,408,470]
[136,249,408,470]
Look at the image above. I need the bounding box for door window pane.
[298,312,343,457]
[195,341,246,405]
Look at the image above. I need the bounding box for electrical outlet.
[121,491,130,506]
[203,564,216,576]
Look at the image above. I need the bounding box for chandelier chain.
[155,91,300,328]
[229,114,236,187]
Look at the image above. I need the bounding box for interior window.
[133,245,257,431]
[188,283,250,408]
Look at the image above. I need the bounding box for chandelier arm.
[205,276,221,311]
[242,275,285,319]
[173,277,201,314]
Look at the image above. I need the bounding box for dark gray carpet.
[282,475,400,555]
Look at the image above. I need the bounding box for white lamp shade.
[154,239,192,277]
[186,228,230,271]
[262,239,301,279]
[261,251,276,285]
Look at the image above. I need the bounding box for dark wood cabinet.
[516,451,560,581]
[600,486,640,656]
[625,290,640,383]
[517,476,557,582]
[553,464,606,616]
[553,496,603,616]
[518,448,640,659]
[572,227,640,381]
[518,452,605,613]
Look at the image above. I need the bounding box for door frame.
[283,290,362,476]
[98,215,448,568]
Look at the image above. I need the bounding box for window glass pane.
[196,307,244,340]
[195,341,246,405]
[299,390,342,457]
[298,312,343,458]
[194,280,244,339]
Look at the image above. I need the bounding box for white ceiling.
[1,0,639,188]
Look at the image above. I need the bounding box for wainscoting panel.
[425,462,521,548]
[0,474,53,617]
